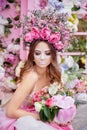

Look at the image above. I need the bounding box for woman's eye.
[45,52,51,55]
[34,52,41,55]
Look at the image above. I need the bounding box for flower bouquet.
[33,82,76,125]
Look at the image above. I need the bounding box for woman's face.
[34,41,51,68]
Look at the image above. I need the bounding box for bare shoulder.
[22,69,38,82]
[14,69,39,97]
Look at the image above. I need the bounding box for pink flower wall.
[0,0,40,106]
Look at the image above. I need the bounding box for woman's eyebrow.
[35,49,50,52]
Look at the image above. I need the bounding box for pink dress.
[0,106,73,130]
[0,90,74,130]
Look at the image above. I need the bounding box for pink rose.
[54,41,63,50]
[40,27,51,40]
[49,32,61,44]
[45,98,54,107]
[31,27,40,39]
[24,32,33,42]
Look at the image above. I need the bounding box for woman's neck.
[34,66,47,78]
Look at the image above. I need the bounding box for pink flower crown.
[22,9,70,51]
[24,27,64,50]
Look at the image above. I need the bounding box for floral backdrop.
[0,0,87,107]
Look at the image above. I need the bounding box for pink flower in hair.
[40,27,51,40]
[54,41,63,50]
[49,32,61,44]
[24,32,33,42]
[31,27,40,39]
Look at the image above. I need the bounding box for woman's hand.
[32,112,40,120]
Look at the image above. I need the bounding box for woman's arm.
[6,71,39,120]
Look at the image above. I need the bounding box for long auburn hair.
[18,40,61,84]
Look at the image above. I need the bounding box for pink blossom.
[24,32,33,42]
[45,98,54,107]
[54,41,63,50]
[83,14,87,21]
[41,87,48,93]
[33,92,42,102]
[0,0,7,11]
[5,54,15,64]
[49,32,61,44]
[75,80,86,93]
[53,95,74,109]
[5,54,19,65]
[31,27,40,39]
[40,27,51,40]
[39,0,48,9]
[54,105,76,125]
[44,93,50,99]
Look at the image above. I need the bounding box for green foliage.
[7,17,12,24]
[39,105,59,122]
[14,15,20,21]
[71,5,80,11]
[68,37,86,53]
[4,26,11,37]
[7,0,15,3]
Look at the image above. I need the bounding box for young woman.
[0,40,73,130]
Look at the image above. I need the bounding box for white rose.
[34,102,42,112]
[48,82,61,96]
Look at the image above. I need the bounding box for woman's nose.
[40,53,45,60]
